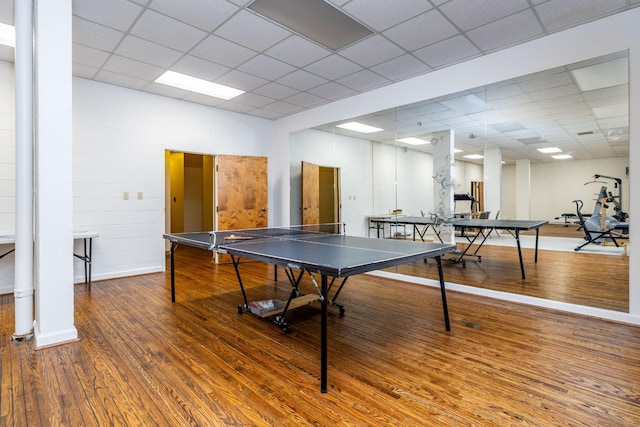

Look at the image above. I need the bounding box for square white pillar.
[33,0,77,347]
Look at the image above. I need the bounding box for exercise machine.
[573,198,629,252]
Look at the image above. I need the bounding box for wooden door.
[301,161,320,225]
[217,155,268,230]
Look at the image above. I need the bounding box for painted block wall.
[0,61,15,292]
[0,74,272,294]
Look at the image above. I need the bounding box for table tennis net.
[209,223,344,248]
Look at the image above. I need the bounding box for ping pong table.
[368,217,548,280]
[447,218,548,279]
[163,224,456,393]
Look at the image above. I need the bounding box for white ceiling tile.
[72,63,99,80]
[277,70,328,91]
[232,92,276,108]
[262,100,305,115]
[285,92,328,108]
[439,0,530,31]
[337,69,390,92]
[530,85,580,103]
[130,9,208,51]
[73,0,143,32]
[304,55,362,80]
[370,55,431,81]
[183,92,228,108]
[215,10,290,51]
[265,35,331,68]
[216,69,269,91]
[307,82,356,101]
[252,82,299,99]
[238,55,296,80]
[343,0,433,32]
[143,82,190,99]
[94,69,149,90]
[73,17,125,51]
[516,71,573,92]
[116,36,182,68]
[466,9,543,52]
[73,44,110,69]
[535,0,628,32]
[383,9,459,51]
[191,35,257,68]
[102,55,165,81]
[170,56,230,81]
[338,35,404,67]
[413,35,480,68]
[149,0,239,31]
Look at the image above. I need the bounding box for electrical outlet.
[123,192,129,200]
[137,192,143,200]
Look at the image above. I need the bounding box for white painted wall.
[0,61,15,292]
[0,75,272,294]
[501,157,629,221]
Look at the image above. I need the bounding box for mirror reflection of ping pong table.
[368,217,548,280]
[164,225,456,393]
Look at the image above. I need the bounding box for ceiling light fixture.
[0,23,15,48]
[537,147,562,154]
[336,122,383,133]
[397,137,430,145]
[463,154,484,160]
[248,0,372,50]
[155,71,245,100]
[551,154,573,160]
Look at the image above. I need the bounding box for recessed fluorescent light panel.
[463,154,484,160]
[336,122,383,133]
[397,137,430,145]
[551,154,573,160]
[249,0,373,50]
[537,147,562,154]
[0,23,15,48]
[571,57,628,91]
[155,71,244,100]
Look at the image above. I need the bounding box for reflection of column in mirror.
[484,148,502,220]
[432,130,455,243]
[515,159,531,220]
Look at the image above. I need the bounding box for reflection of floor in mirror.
[385,227,629,312]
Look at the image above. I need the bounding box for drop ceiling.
[0,0,637,163]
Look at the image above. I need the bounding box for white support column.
[483,147,502,218]
[515,159,531,220]
[33,0,77,347]
[13,0,35,340]
[432,130,455,243]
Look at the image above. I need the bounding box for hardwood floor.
[1,244,639,426]
[388,223,629,312]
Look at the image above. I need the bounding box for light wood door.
[217,155,268,230]
[301,161,320,225]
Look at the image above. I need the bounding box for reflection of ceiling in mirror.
[314,51,629,165]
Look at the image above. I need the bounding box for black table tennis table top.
[163,227,455,277]
[369,216,548,230]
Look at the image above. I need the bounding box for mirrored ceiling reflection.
[314,51,628,166]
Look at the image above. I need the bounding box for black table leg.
[436,256,450,331]
[170,242,177,302]
[321,274,328,393]
[515,229,525,280]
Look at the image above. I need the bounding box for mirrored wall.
[290,51,629,312]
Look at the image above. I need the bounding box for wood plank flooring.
[1,242,639,426]
[388,223,629,312]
